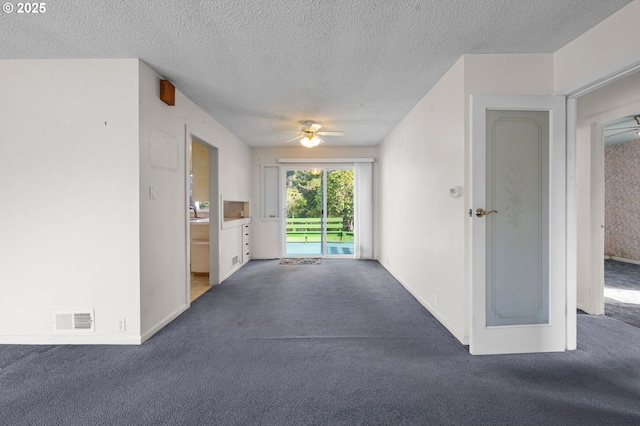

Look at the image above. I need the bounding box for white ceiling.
[0,0,633,147]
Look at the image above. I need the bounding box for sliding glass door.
[284,166,354,257]
[325,169,354,255]
[285,169,324,256]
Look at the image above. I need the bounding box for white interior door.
[470,95,567,355]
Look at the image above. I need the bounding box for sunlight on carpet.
[605,287,640,305]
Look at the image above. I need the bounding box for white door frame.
[559,54,640,349]
[185,128,220,306]
[575,100,640,315]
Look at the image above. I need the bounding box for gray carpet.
[605,259,640,328]
[2,259,640,425]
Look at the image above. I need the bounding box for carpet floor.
[1,259,640,425]
[605,259,640,329]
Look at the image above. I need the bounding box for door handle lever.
[475,208,497,218]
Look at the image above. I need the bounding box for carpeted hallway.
[2,259,640,425]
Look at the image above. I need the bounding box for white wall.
[554,0,640,93]
[377,57,467,342]
[0,59,251,345]
[138,61,251,340]
[0,59,142,344]
[553,1,640,315]
[464,54,554,96]
[377,54,554,344]
[250,146,378,259]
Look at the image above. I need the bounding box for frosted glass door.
[470,95,566,355]
[485,110,549,326]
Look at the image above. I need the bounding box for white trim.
[590,123,606,315]
[574,100,640,316]
[556,53,640,98]
[379,260,468,345]
[221,262,245,282]
[0,335,143,345]
[278,157,373,163]
[609,256,640,266]
[547,51,640,349]
[141,303,190,343]
[184,125,191,305]
[566,98,578,350]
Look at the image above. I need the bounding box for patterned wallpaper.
[605,139,640,260]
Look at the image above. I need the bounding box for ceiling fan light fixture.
[300,135,321,148]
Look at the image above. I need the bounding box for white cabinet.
[241,224,251,263]
[190,221,209,273]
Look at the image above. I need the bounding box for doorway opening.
[601,114,640,328]
[186,135,219,303]
[283,166,355,258]
[574,69,640,329]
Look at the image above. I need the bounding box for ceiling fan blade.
[279,130,300,133]
[308,123,322,133]
[604,126,640,131]
[605,129,639,138]
[285,135,302,142]
[317,131,345,136]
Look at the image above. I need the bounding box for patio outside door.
[284,167,354,258]
[470,94,567,355]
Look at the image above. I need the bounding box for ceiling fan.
[281,121,345,148]
[604,115,640,140]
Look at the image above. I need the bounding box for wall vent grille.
[232,255,239,266]
[53,310,95,332]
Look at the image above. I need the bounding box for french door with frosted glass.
[283,166,354,258]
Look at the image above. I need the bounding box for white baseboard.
[0,334,143,345]
[377,261,469,346]
[143,260,251,343]
[140,303,189,344]
[608,256,640,265]
[221,261,245,282]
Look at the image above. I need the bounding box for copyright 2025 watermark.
[2,3,47,14]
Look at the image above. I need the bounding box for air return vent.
[232,255,239,266]
[53,310,95,332]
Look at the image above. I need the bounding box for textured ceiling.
[0,0,633,147]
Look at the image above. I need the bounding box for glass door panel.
[326,169,355,256]
[285,169,324,256]
[284,167,355,258]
